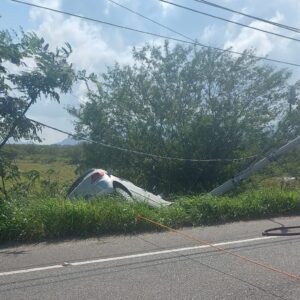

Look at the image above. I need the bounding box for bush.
[1,188,300,243]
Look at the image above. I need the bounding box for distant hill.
[6,138,32,145]
[6,137,82,146]
[56,137,81,146]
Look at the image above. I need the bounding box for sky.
[1,0,300,144]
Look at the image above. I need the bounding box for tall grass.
[1,188,300,243]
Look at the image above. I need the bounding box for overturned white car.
[67,168,171,208]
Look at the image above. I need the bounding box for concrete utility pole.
[210,135,300,196]
[288,85,296,112]
[211,84,300,196]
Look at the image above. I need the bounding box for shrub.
[1,188,300,243]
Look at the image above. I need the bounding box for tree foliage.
[0,29,77,199]
[275,81,300,143]
[0,29,76,144]
[70,42,292,194]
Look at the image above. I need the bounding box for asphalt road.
[1,216,300,299]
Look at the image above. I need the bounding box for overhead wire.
[26,117,257,163]
[5,4,300,282]
[10,0,300,68]
[137,214,300,282]
[191,0,300,34]
[106,0,194,43]
[159,0,300,43]
[136,235,284,299]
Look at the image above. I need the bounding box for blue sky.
[1,0,300,144]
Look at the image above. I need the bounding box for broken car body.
[67,168,171,208]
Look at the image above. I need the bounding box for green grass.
[2,144,300,243]
[6,144,79,184]
[1,188,300,243]
[16,159,76,183]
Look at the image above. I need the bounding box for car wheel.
[113,181,133,201]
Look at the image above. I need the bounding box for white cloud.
[29,0,62,20]
[25,1,137,143]
[223,12,286,56]
[26,93,78,144]
[102,0,142,17]
[200,25,217,43]
[159,2,174,17]
[29,6,133,73]
[7,0,300,144]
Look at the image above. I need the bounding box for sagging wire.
[26,117,257,163]
[136,235,284,299]
[137,214,300,282]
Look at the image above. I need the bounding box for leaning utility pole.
[288,85,296,112]
[211,84,300,196]
[210,135,300,196]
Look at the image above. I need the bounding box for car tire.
[113,181,133,201]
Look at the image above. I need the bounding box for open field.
[5,144,78,181]
[16,159,76,184]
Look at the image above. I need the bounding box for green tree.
[0,29,76,146]
[70,42,291,194]
[0,29,77,199]
[275,81,300,143]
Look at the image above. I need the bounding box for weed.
[1,188,300,243]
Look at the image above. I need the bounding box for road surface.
[1,216,300,299]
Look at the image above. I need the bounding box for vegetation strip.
[1,189,300,243]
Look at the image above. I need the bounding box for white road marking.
[0,236,277,277]
[0,265,63,276]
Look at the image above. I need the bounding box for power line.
[10,0,300,68]
[159,0,300,43]
[138,214,300,282]
[106,0,194,43]
[136,235,283,299]
[26,117,257,163]
[191,0,300,34]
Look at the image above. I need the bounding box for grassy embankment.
[1,188,300,243]
[1,144,300,244]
